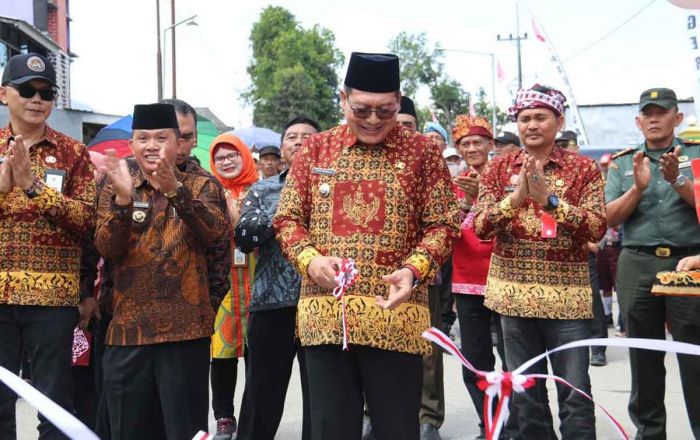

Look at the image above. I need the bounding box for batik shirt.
[473,147,606,319]
[273,124,460,355]
[95,167,226,346]
[0,125,95,306]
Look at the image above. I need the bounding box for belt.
[626,246,700,258]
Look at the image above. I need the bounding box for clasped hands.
[509,155,551,208]
[0,135,38,194]
[307,255,414,311]
[99,149,179,206]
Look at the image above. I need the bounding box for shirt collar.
[642,137,682,154]
[0,124,57,148]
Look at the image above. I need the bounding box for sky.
[69,0,698,129]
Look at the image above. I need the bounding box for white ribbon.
[0,366,99,440]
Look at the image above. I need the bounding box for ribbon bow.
[333,258,359,350]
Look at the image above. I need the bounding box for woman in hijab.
[209,133,259,438]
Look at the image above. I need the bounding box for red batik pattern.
[273,124,460,355]
[473,147,606,319]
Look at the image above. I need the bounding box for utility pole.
[171,0,177,98]
[497,2,528,89]
[156,0,162,101]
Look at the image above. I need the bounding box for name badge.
[541,213,557,238]
[44,169,65,193]
[624,170,634,177]
[233,248,247,267]
[133,201,150,209]
[504,185,516,193]
[312,167,336,176]
[680,161,692,169]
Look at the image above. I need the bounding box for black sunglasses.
[9,83,57,101]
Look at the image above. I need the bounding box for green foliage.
[246,6,344,132]
[473,87,509,129]
[387,32,508,140]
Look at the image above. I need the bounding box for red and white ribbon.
[422,327,700,440]
[333,258,359,350]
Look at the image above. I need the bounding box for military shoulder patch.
[611,147,636,160]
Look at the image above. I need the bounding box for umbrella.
[88,114,221,171]
[192,114,220,172]
[228,126,281,150]
[87,115,133,158]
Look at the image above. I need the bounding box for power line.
[565,0,657,62]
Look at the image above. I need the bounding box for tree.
[246,7,344,132]
[387,33,509,139]
[473,87,509,129]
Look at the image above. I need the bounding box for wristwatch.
[23,177,42,199]
[163,182,183,198]
[673,174,687,189]
[544,194,560,211]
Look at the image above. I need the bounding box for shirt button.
[658,200,663,204]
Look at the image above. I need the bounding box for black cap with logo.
[494,131,520,147]
[2,53,57,86]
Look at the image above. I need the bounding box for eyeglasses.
[9,83,56,101]
[214,151,241,164]
[347,101,398,120]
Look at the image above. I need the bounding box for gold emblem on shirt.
[132,210,147,223]
[343,190,380,228]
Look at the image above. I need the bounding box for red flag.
[532,18,546,42]
[496,60,506,82]
[469,99,476,116]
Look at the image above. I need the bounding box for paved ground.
[16,329,694,440]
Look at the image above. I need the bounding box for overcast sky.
[69,0,697,128]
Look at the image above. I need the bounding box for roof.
[0,15,71,57]
[195,107,233,132]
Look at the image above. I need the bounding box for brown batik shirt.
[95,166,227,346]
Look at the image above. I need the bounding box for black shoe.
[590,352,607,366]
[420,424,442,440]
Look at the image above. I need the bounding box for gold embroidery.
[33,185,60,212]
[297,295,433,355]
[553,199,570,223]
[343,190,380,228]
[518,204,541,236]
[499,196,516,218]
[405,252,432,281]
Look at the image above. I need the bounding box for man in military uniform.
[605,88,700,440]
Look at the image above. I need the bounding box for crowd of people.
[0,48,699,440]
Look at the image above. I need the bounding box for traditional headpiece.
[452,115,493,142]
[344,52,400,93]
[132,103,179,130]
[508,84,567,120]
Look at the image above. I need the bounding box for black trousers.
[211,357,240,420]
[102,338,210,440]
[305,344,422,440]
[617,248,700,440]
[238,307,310,440]
[0,305,77,440]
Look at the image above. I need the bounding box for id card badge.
[541,213,557,238]
[44,169,66,193]
[233,247,247,267]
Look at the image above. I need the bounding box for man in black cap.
[606,87,700,439]
[0,52,96,439]
[273,52,460,440]
[95,103,227,440]
[493,131,521,157]
[556,130,579,152]
[398,96,419,132]
[258,145,282,179]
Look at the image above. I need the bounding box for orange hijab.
[209,133,259,199]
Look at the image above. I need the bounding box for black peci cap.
[344,52,400,93]
[399,96,417,120]
[494,131,520,147]
[132,104,179,130]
